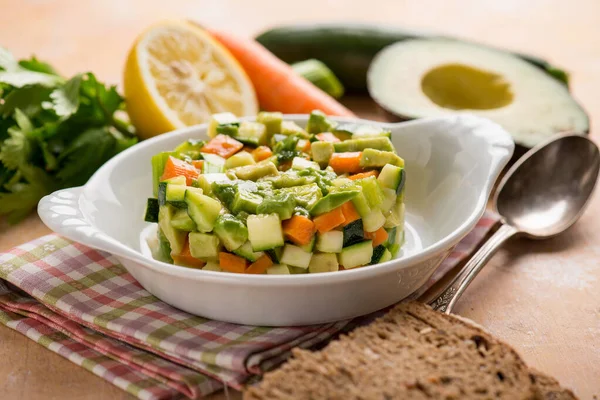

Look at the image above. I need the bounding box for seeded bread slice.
[245,302,540,400]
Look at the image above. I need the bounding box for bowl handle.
[37,187,141,260]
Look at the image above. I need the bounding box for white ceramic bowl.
[38,114,513,326]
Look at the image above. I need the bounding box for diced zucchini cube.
[184,190,222,233]
[257,112,283,136]
[247,214,284,251]
[363,209,386,232]
[238,121,268,145]
[196,173,230,195]
[266,264,290,275]
[208,112,239,138]
[308,253,339,273]
[202,261,222,272]
[338,240,373,269]
[280,244,313,269]
[291,157,320,171]
[189,232,221,259]
[316,231,344,253]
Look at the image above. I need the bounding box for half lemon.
[124,20,258,139]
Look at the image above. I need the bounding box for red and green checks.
[0,212,499,399]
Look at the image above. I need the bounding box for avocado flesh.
[368,39,589,148]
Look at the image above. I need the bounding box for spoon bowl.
[495,133,600,239]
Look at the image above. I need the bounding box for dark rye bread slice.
[245,302,539,400]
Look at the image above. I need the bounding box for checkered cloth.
[0,212,499,400]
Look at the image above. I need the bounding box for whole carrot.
[208,29,355,117]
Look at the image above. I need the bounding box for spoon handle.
[428,223,518,314]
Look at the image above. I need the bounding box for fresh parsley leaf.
[56,127,117,187]
[0,85,51,117]
[50,74,81,117]
[13,108,34,132]
[0,127,31,170]
[0,165,56,224]
[18,56,59,75]
[0,47,18,72]
[0,70,63,88]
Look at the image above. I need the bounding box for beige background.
[1,0,599,399]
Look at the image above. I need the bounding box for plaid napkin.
[0,211,499,400]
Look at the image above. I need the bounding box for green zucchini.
[255,23,569,92]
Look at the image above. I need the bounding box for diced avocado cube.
[202,261,222,272]
[360,149,404,168]
[291,157,320,171]
[269,170,316,188]
[281,121,310,138]
[225,151,255,170]
[363,209,386,232]
[196,173,230,195]
[311,141,335,166]
[266,264,290,275]
[170,208,197,231]
[208,112,239,138]
[280,244,313,269]
[354,176,385,209]
[162,175,187,185]
[338,240,373,269]
[202,153,226,173]
[213,214,248,251]
[257,112,283,136]
[334,123,391,139]
[289,266,309,274]
[174,139,206,154]
[306,110,337,134]
[232,190,263,214]
[158,205,187,255]
[257,192,296,220]
[276,183,322,209]
[308,253,339,273]
[247,214,284,251]
[233,240,265,262]
[185,190,222,233]
[189,232,221,259]
[230,161,278,181]
[316,230,343,253]
[351,191,371,217]
[237,121,268,145]
[334,137,394,153]
[310,190,360,216]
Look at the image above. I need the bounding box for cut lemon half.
[124,20,258,139]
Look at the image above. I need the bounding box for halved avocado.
[367,39,589,148]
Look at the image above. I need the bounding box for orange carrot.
[219,252,248,273]
[172,238,206,268]
[365,227,389,247]
[329,152,363,174]
[316,132,341,143]
[207,29,355,117]
[340,201,360,226]
[313,207,346,233]
[201,134,243,158]
[282,215,316,246]
[191,160,204,170]
[348,170,378,180]
[252,145,273,162]
[246,254,274,274]
[161,156,200,185]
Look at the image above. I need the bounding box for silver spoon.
[427,133,600,314]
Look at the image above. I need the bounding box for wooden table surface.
[1,0,600,399]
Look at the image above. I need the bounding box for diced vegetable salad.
[144,110,406,274]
